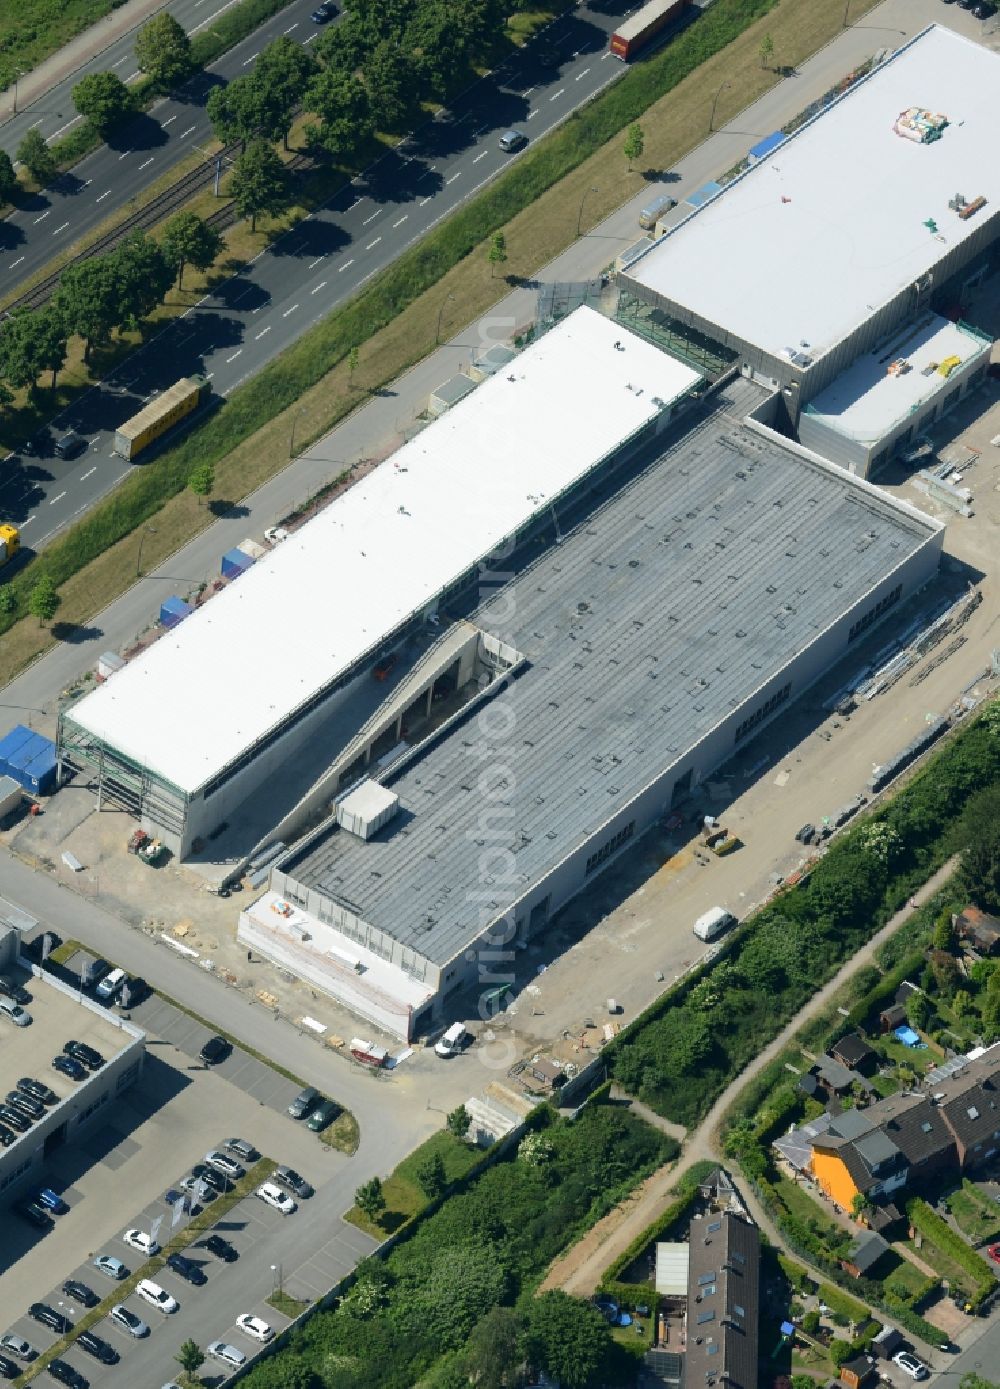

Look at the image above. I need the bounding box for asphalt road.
[0,0,328,291]
[0,0,640,549]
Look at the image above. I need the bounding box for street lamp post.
[271,1262,283,1297]
[136,525,158,578]
[709,80,731,132]
[435,292,455,346]
[843,0,852,27]
[288,406,308,460]
[13,66,26,115]
[576,184,598,237]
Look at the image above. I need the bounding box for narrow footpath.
[541,857,956,1298]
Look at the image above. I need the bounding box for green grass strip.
[0,0,779,635]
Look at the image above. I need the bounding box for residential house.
[955,905,1000,957]
[839,1352,878,1389]
[841,1230,890,1278]
[831,1033,878,1077]
[814,1055,866,1097]
[879,1002,907,1033]
[685,1210,759,1389]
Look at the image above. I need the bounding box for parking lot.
[0,972,373,1386]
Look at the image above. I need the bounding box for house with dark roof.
[814,1055,866,1096]
[842,1230,890,1278]
[955,905,1000,957]
[831,1032,878,1077]
[879,1002,908,1033]
[685,1209,759,1389]
[839,1352,879,1389]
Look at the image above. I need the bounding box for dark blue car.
[35,1188,69,1215]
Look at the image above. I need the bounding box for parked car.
[203,1233,238,1261]
[274,1166,314,1199]
[893,1351,929,1381]
[307,1098,340,1133]
[62,1279,99,1308]
[35,1188,69,1215]
[16,1200,52,1228]
[17,1077,57,1105]
[0,999,31,1027]
[207,1342,246,1369]
[6,1090,43,1119]
[205,1149,245,1180]
[123,1227,160,1256]
[95,967,126,1002]
[47,1361,87,1389]
[108,1306,148,1338]
[52,1054,87,1082]
[76,1331,118,1365]
[0,976,30,1005]
[257,1181,296,1214]
[0,1123,16,1147]
[136,1279,178,1313]
[199,1035,231,1065]
[63,1040,103,1070]
[0,1352,19,1380]
[92,1254,128,1280]
[224,1137,259,1161]
[179,1173,216,1202]
[287,1086,320,1119]
[29,1304,72,1335]
[235,1313,273,1342]
[166,1251,207,1285]
[0,1105,31,1132]
[0,1336,35,1361]
[119,975,149,1006]
[191,1163,230,1193]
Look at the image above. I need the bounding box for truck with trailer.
[609,0,688,61]
[113,376,208,462]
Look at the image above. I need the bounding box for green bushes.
[905,1197,998,1309]
[597,1158,712,1304]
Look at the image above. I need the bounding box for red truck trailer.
[609,0,688,61]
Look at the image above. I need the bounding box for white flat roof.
[804,315,991,443]
[626,26,1000,362]
[69,308,700,795]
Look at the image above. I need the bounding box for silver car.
[207,1341,246,1369]
[204,1149,245,1180]
[109,1305,149,1338]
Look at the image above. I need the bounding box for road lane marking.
[251,304,263,313]
[28,118,44,129]
[50,491,66,505]
[80,467,96,481]
[362,209,381,225]
[9,256,24,269]
[163,115,177,126]
[96,190,110,202]
[304,32,317,41]
[52,222,69,234]
[446,172,461,184]
[522,87,535,97]
[180,125,197,138]
[527,110,538,119]
[21,516,34,526]
[550,88,565,101]
[283,21,298,32]
[226,350,243,363]
[118,150,130,159]
[347,198,361,211]
[254,326,271,339]
[392,215,408,227]
[242,51,258,65]
[282,304,299,317]
[338,258,354,272]
[82,178,92,187]
[308,257,323,268]
[419,196,432,206]
[112,55,128,67]
[139,157,154,169]
[602,51,613,59]
[365,236,381,249]
[575,68,590,80]
[472,151,488,163]
[33,211,50,224]
[310,281,327,293]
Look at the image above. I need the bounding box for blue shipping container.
[160,596,194,629]
[221,548,254,581]
[0,724,36,766]
[0,724,58,795]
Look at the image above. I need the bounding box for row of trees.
[0,213,223,404]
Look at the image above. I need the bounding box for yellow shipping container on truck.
[113,376,207,461]
[0,523,19,566]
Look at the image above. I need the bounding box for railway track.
[5,146,313,314]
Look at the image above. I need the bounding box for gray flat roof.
[285,380,939,966]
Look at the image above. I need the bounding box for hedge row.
[905,1196,999,1309]
[0,0,782,639]
[598,1158,717,1304]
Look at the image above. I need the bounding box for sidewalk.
[0,0,167,127]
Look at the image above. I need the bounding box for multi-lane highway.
[0,0,328,293]
[1,1,637,549]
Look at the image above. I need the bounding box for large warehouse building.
[58,310,701,859]
[239,376,943,1039]
[618,24,1000,476]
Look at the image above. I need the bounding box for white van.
[434,1022,467,1058]
[96,967,126,1001]
[692,907,737,943]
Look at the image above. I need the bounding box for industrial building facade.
[618,25,1000,475]
[241,378,943,1039]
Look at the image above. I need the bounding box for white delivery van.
[434,1022,467,1058]
[692,907,737,943]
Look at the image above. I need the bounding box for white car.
[123,1227,160,1256]
[136,1278,178,1313]
[207,1341,246,1369]
[109,1305,149,1338]
[235,1313,273,1342]
[892,1351,929,1381]
[256,1180,296,1214]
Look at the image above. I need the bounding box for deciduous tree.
[759,32,775,68]
[72,71,134,135]
[253,37,318,149]
[53,256,122,361]
[112,231,174,328]
[354,1175,385,1222]
[0,149,16,203]
[175,1338,205,1378]
[488,229,507,277]
[28,575,60,624]
[955,783,1000,912]
[623,121,644,171]
[446,1104,471,1140]
[135,12,194,91]
[363,40,412,130]
[230,140,291,232]
[162,211,224,288]
[16,127,57,185]
[0,306,67,397]
[523,1291,612,1389]
[304,68,373,161]
[188,462,215,500]
[465,1305,521,1389]
[416,1151,447,1198]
